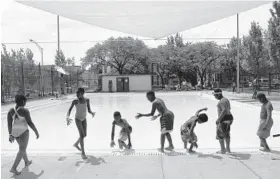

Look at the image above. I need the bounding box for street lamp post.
[30,39,45,96]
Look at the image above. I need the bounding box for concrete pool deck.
[1,150,280,179]
[2,91,280,179]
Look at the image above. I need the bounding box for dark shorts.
[160,111,174,134]
[216,114,233,140]
[75,118,87,137]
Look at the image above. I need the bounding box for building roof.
[16,0,271,38]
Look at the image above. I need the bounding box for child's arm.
[263,103,273,130]
[25,109,39,139]
[136,103,157,119]
[110,122,116,147]
[86,99,95,117]
[195,108,208,116]
[7,110,14,143]
[67,100,76,117]
[126,127,132,148]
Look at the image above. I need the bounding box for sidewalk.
[1,150,280,179]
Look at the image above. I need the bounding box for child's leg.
[260,137,270,151]
[11,131,29,175]
[75,119,87,158]
[160,134,165,152]
[225,138,231,153]
[218,140,226,154]
[184,142,188,149]
[165,133,174,149]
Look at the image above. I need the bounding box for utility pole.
[236,13,240,93]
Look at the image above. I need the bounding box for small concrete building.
[102,74,152,92]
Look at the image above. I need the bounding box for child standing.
[256,93,274,152]
[66,88,95,159]
[181,108,208,153]
[213,89,234,154]
[110,111,132,149]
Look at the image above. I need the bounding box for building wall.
[102,75,151,92]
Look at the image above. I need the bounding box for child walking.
[67,88,95,159]
[110,111,132,149]
[256,93,274,152]
[181,108,208,153]
[7,95,39,175]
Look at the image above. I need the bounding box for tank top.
[75,99,87,121]
[11,107,28,137]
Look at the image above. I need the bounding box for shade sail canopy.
[16,0,271,38]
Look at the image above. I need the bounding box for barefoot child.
[136,91,175,153]
[181,108,208,153]
[7,95,39,175]
[213,89,234,154]
[256,93,274,152]
[110,111,132,149]
[66,88,95,159]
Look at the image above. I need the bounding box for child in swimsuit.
[136,91,175,153]
[7,95,39,175]
[67,88,95,159]
[181,108,208,153]
[110,111,132,149]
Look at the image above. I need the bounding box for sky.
[0,0,273,66]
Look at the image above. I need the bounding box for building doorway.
[116,77,129,92]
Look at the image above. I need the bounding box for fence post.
[51,65,54,95]
[38,63,41,97]
[268,72,272,95]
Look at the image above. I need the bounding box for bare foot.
[73,144,81,151]
[10,168,21,175]
[25,160,32,167]
[259,148,270,152]
[165,146,174,151]
[157,148,164,153]
[188,150,196,154]
[226,148,231,154]
[81,154,88,160]
[216,150,226,154]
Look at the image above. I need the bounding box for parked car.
[272,79,280,89]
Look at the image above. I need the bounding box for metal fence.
[1,63,83,103]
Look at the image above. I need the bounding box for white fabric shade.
[16,0,272,38]
[55,66,69,75]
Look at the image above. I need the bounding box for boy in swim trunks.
[256,93,274,152]
[67,88,95,159]
[181,108,208,153]
[213,89,234,154]
[110,111,132,149]
[136,91,174,153]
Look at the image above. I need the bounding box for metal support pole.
[237,13,240,93]
[57,15,60,53]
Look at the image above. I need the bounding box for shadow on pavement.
[228,153,252,160]
[111,149,136,155]
[197,153,223,160]
[75,155,106,167]
[12,168,44,179]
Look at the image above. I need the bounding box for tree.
[268,1,280,73]
[82,37,150,74]
[55,50,67,67]
[66,57,76,66]
[187,42,223,88]
[243,22,269,78]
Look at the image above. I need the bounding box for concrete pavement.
[1,150,280,179]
